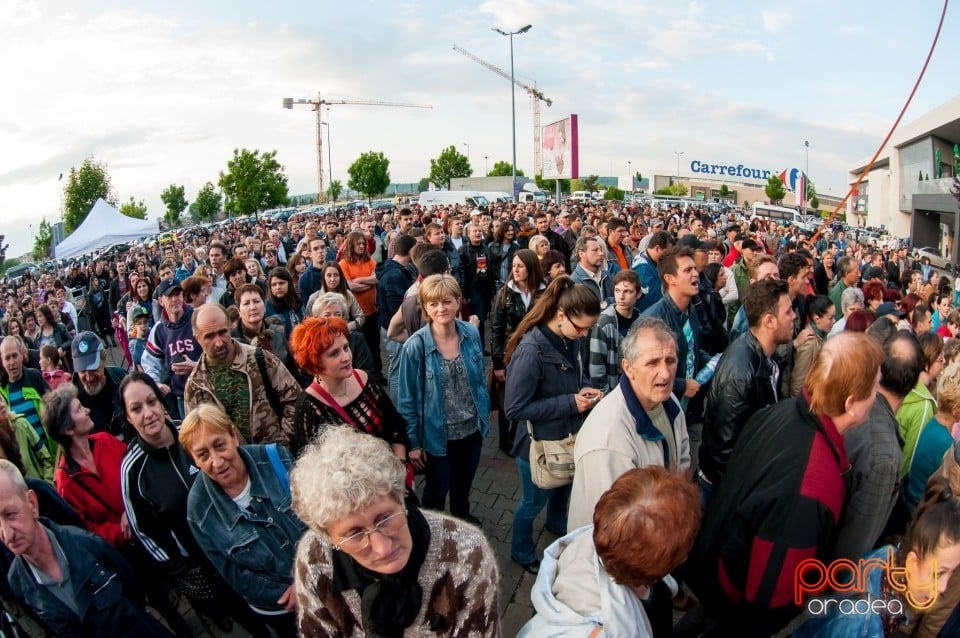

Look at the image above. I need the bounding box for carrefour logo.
[690,160,772,181]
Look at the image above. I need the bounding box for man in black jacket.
[699,279,794,508]
[70,331,129,439]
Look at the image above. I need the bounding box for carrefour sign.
[690,160,772,182]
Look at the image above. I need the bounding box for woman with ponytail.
[795,447,960,637]
[503,275,602,574]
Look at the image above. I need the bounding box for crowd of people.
[0,197,959,636]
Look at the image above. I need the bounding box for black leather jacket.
[699,330,780,485]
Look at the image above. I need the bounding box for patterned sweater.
[295,511,501,637]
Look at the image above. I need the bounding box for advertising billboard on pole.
[541,114,578,179]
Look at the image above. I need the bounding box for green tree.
[0,258,19,275]
[119,197,148,219]
[603,187,625,201]
[488,161,523,177]
[765,175,786,203]
[582,175,600,191]
[348,151,391,204]
[428,146,472,189]
[654,183,688,196]
[32,218,53,261]
[719,184,730,198]
[535,174,570,194]
[160,184,188,228]
[189,182,222,223]
[218,148,290,218]
[327,180,343,203]
[0,235,8,266]
[63,156,115,233]
[810,195,820,210]
[417,177,430,192]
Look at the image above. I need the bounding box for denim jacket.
[186,444,306,612]
[397,319,490,457]
[7,519,169,638]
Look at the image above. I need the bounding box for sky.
[0,0,957,258]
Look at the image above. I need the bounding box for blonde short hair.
[938,363,960,416]
[291,426,405,538]
[418,274,461,322]
[312,292,348,318]
[179,404,237,458]
[528,235,550,254]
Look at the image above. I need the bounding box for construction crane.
[452,44,552,175]
[282,94,432,203]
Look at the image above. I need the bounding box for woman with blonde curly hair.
[291,426,500,637]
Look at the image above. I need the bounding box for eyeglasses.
[566,315,595,335]
[332,509,407,553]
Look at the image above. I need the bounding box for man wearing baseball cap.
[141,279,200,420]
[71,331,128,439]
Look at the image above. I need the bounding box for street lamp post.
[804,139,810,185]
[493,24,532,201]
[463,142,470,164]
[627,161,632,195]
[674,151,684,182]
[484,155,489,174]
[322,121,333,202]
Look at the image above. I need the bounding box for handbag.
[526,420,577,489]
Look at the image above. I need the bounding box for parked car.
[917,246,954,272]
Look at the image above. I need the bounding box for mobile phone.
[173,353,186,364]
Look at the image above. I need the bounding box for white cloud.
[761,10,791,32]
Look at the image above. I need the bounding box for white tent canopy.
[54,199,159,259]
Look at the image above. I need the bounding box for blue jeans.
[421,431,482,519]
[698,471,715,512]
[511,455,571,564]
[382,327,402,404]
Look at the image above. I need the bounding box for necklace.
[314,376,350,397]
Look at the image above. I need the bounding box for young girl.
[39,344,71,390]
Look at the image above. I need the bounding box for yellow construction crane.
[282,94,432,203]
[452,44,552,175]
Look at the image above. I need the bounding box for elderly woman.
[181,404,306,635]
[119,373,266,636]
[310,292,374,374]
[288,316,406,458]
[291,426,501,636]
[528,234,550,261]
[398,275,489,525]
[520,467,701,636]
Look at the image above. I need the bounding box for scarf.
[331,505,431,637]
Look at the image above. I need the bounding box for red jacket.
[54,432,128,547]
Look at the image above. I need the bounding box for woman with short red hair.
[288,317,411,485]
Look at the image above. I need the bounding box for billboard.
[541,114,578,180]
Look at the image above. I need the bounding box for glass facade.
[899,137,933,210]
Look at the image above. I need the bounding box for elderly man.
[827,286,865,336]
[0,460,171,637]
[569,316,690,531]
[70,331,128,438]
[183,304,300,448]
[0,336,51,456]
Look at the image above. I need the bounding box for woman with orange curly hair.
[288,317,411,484]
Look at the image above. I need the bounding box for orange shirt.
[339,258,378,315]
[610,244,628,271]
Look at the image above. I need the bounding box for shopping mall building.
[848,93,960,262]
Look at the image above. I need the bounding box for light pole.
[674,151,684,182]
[321,121,332,202]
[493,24,532,201]
[627,161,632,195]
[804,139,810,186]
[463,142,470,164]
[484,155,489,174]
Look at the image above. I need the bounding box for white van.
[751,203,809,231]
[570,190,592,203]
[479,191,514,205]
[418,191,490,209]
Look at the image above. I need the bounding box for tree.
[535,174,570,194]
[417,177,430,192]
[654,183,688,196]
[719,184,730,198]
[603,187,625,201]
[189,182,222,223]
[119,197,148,219]
[581,175,600,191]
[63,156,115,233]
[0,258,19,275]
[488,161,523,177]
[810,195,820,210]
[347,151,391,204]
[218,148,290,217]
[765,175,786,204]
[0,235,8,266]
[32,218,53,261]
[428,146,472,189]
[160,184,188,228]
[327,180,343,203]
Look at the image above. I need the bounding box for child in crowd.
[128,306,151,371]
[38,344,71,390]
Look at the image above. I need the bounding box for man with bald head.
[184,304,300,447]
[0,460,171,636]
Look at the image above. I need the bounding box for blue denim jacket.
[186,444,306,612]
[397,319,490,457]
